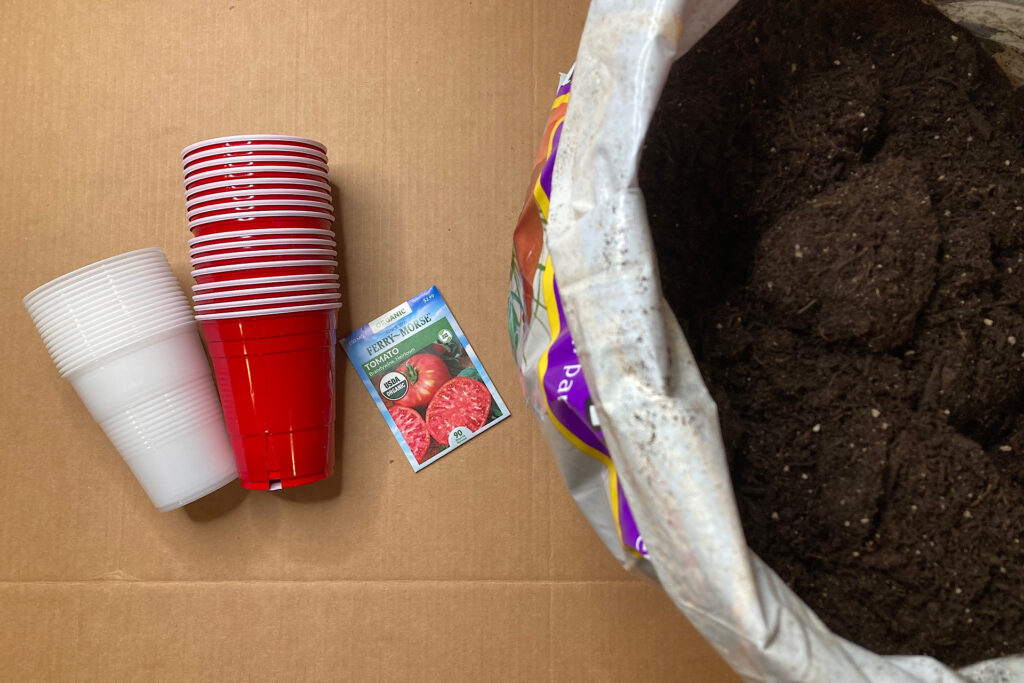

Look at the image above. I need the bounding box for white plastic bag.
[508,0,1024,680]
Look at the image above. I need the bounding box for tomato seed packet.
[342,286,510,471]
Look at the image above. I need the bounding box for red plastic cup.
[183,145,327,168]
[189,211,334,236]
[192,273,339,293]
[184,178,331,201]
[184,167,329,191]
[187,199,335,221]
[189,237,336,257]
[193,292,341,313]
[193,282,340,304]
[182,135,326,160]
[184,158,328,182]
[195,301,341,321]
[184,154,327,176]
[190,249,338,268]
[199,309,338,489]
[188,228,335,248]
[191,259,337,284]
[186,188,332,211]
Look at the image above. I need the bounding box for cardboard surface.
[0,0,736,679]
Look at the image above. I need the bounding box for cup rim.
[184,165,329,186]
[191,259,337,277]
[27,273,181,323]
[193,292,341,312]
[47,308,196,366]
[26,273,184,320]
[35,301,192,350]
[183,154,329,178]
[30,283,189,330]
[58,320,199,378]
[23,248,167,306]
[181,135,326,159]
[40,300,194,351]
[195,301,341,321]
[183,177,330,200]
[190,248,337,266]
[24,260,181,302]
[191,273,340,292]
[39,311,193,355]
[192,282,340,302]
[188,209,334,229]
[187,227,335,247]
[189,237,336,256]
[185,187,331,209]
[182,144,328,166]
[186,198,334,219]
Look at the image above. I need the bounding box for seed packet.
[343,286,510,471]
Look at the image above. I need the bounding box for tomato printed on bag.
[343,286,510,471]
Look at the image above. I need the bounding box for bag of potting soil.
[508,1,1024,680]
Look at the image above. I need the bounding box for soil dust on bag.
[640,0,1024,666]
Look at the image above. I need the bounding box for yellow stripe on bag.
[532,97,569,221]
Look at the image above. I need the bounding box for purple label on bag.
[512,70,648,561]
[542,304,603,453]
[542,276,648,559]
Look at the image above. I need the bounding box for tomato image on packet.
[343,286,510,471]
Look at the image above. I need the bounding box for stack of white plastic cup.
[24,248,238,511]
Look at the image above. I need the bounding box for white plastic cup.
[24,249,169,313]
[65,322,238,510]
[181,135,326,159]
[193,292,342,312]
[24,250,193,371]
[29,288,192,367]
[48,309,198,376]
[29,279,187,333]
[190,248,338,267]
[192,282,340,302]
[188,227,335,247]
[189,237,336,257]
[37,296,191,350]
[27,256,175,295]
[185,187,332,210]
[54,317,201,377]
[52,309,198,373]
[28,280,185,329]
[25,257,180,311]
[194,301,342,321]
[25,249,238,510]
[37,302,196,376]
[191,273,340,293]
[184,177,330,201]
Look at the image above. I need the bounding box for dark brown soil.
[639,0,1024,666]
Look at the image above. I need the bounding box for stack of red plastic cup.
[182,135,340,490]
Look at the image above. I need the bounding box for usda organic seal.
[379,371,409,401]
